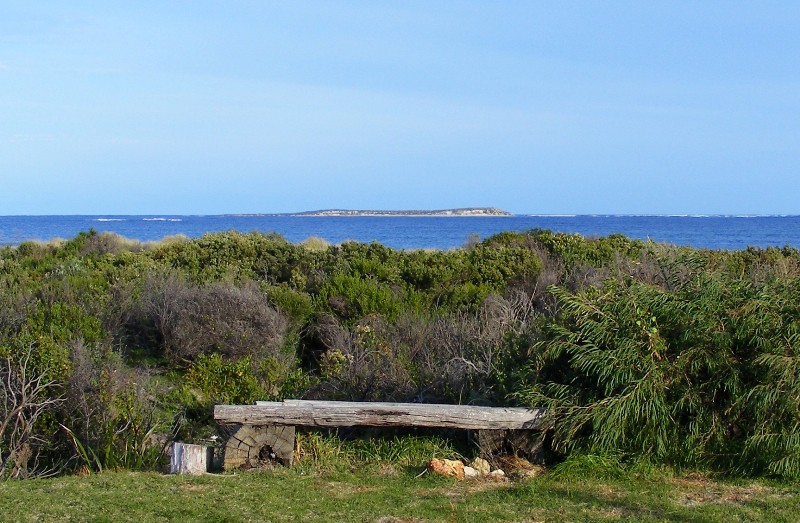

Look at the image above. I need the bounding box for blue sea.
[1,215,800,251]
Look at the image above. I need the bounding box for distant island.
[287,207,512,217]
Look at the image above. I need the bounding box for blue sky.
[2,1,798,215]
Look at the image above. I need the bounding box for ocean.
[1,215,800,251]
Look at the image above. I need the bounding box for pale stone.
[471,457,491,476]
[463,466,479,478]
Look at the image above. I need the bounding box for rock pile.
[427,456,542,481]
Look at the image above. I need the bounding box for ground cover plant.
[1,229,800,482]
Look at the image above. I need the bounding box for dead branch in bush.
[1,344,64,479]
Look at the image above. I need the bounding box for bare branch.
[1,344,64,480]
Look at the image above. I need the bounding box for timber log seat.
[214,399,545,470]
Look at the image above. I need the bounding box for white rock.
[463,466,479,478]
[471,457,491,476]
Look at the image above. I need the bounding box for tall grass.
[294,431,464,472]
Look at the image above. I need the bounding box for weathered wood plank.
[215,400,544,430]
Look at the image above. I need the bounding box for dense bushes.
[514,249,800,478]
[130,271,289,366]
[308,302,521,404]
[1,229,800,479]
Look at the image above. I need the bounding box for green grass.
[1,465,797,522]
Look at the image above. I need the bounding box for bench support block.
[223,424,295,470]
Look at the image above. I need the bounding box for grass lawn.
[0,465,797,522]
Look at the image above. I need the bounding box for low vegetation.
[0,452,797,522]
[1,228,800,484]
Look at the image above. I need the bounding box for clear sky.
[2,1,798,215]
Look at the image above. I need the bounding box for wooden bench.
[214,399,545,470]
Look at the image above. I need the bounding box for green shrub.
[186,353,263,405]
[315,272,406,322]
[60,342,165,473]
[25,302,107,346]
[525,229,644,269]
[516,268,800,478]
[298,236,331,252]
[266,285,315,326]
